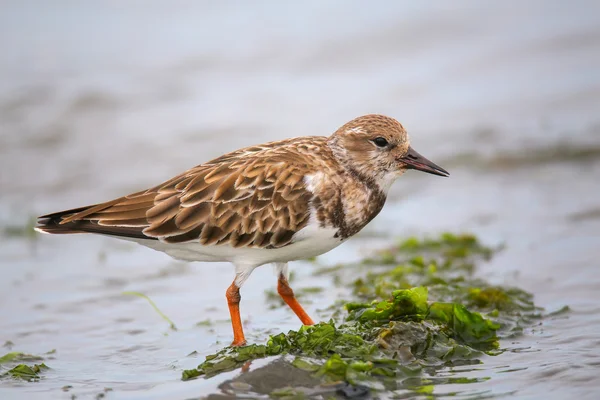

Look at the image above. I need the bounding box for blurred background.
[1,1,599,399]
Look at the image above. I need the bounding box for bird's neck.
[310,143,390,240]
[327,138,397,195]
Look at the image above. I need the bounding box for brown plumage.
[37,136,331,248]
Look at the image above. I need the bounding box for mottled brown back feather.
[36,137,331,249]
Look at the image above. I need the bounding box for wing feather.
[36,138,327,249]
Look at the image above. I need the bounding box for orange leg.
[226,281,246,347]
[277,275,315,325]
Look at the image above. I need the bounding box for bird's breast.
[307,171,387,240]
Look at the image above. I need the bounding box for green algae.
[122,291,178,331]
[0,352,44,364]
[346,287,429,323]
[182,233,560,396]
[346,287,499,350]
[0,351,51,382]
[1,363,49,381]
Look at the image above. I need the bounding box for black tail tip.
[34,214,81,235]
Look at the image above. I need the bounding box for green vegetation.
[0,352,44,364]
[1,363,49,381]
[182,233,554,396]
[122,291,178,331]
[0,352,50,382]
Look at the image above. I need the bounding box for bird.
[35,114,449,346]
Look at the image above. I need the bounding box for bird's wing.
[39,138,326,249]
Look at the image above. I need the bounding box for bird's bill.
[400,146,450,177]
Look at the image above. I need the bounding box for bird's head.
[328,114,449,191]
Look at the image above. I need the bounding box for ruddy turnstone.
[35,114,449,346]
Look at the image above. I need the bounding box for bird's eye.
[373,137,388,148]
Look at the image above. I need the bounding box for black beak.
[400,146,449,177]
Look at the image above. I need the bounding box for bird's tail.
[34,206,95,235]
[35,199,153,240]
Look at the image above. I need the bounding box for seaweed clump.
[346,286,499,350]
[182,233,551,394]
[0,352,50,382]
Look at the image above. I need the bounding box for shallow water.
[1,1,599,399]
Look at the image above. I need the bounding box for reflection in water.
[1,1,599,399]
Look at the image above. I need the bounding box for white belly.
[128,220,344,268]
